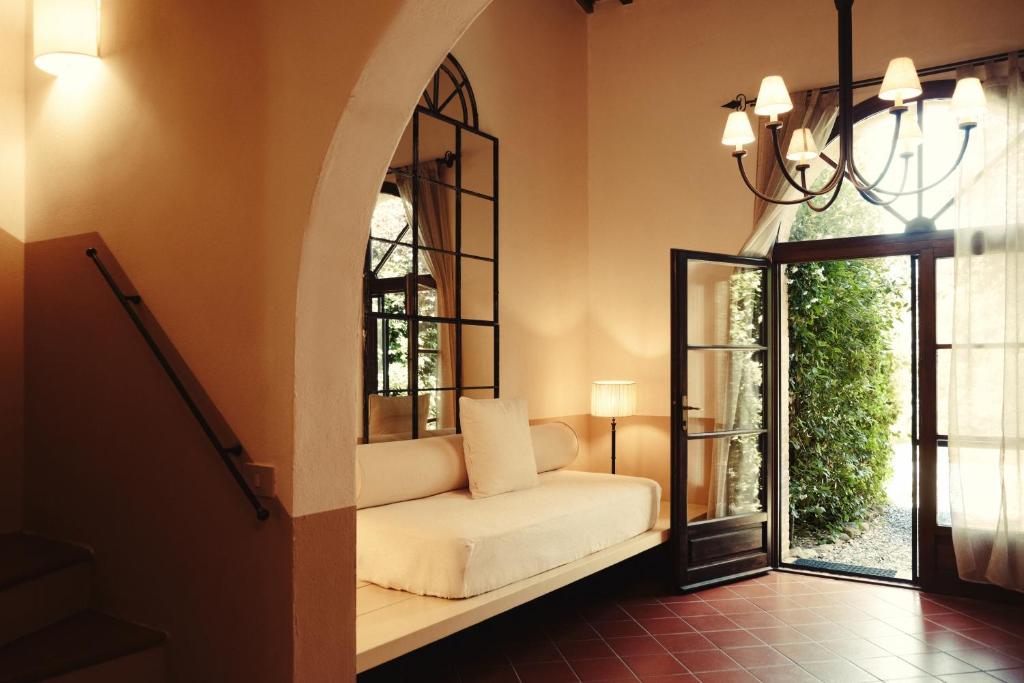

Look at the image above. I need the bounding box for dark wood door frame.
[773,231,954,591]
[671,249,773,592]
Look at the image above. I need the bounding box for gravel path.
[811,504,913,578]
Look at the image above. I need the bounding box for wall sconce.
[33,0,100,77]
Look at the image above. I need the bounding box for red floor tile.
[595,621,648,638]
[952,648,1024,671]
[746,665,818,682]
[655,632,717,653]
[668,602,722,618]
[704,630,763,650]
[682,615,739,632]
[361,571,1024,683]
[726,613,783,630]
[673,650,741,673]
[622,654,688,676]
[607,636,668,657]
[745,626,810,645]
[568,657,637,682]
[558,639,617,661]
[722,646,791,669]
[693,670,759,682]
[638,617,693,635]
[516,660,582,683]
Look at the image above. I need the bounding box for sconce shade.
[591,381,637,418]
[34,0,99,76]
[753,76,793,117]
[879,57,922,103]
[785,128,819,162]
[952,77,988,125]
[721,111,756,147]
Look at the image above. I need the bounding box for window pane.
[937,349,950,436]
[687,434,764,521]
[370,192,410,242]
[937,444,951,526]
[686,261,763,347]
[461,129,495,197]
[462,193,494,258]
[686,350,764,433]
[462,324,494,388]
[936,257,953,346]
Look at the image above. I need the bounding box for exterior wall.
[585,0,1024,492]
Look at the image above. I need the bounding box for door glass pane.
[687,435,764,521]
[462,193,494,258]
[686,261,763,346]
[461,129,495,197]
[462,324,495,388]
[461,257,494,321]
[686,350,764,433]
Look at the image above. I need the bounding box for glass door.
[671,250,772,591]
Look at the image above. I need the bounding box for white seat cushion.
[357,470,661,598]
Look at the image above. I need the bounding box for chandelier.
[722,0,988,213]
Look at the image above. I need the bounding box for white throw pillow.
[459,397,538,498]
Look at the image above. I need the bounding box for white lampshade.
[786,128,819,162]
[591,381,637,418]
[879,57,922,104]
[33,0,100,76]
[898,112,923,156]
[721,111,756,147]
[754,75,793,118]
[952,77,988,126]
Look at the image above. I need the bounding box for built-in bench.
[353,423,670,672]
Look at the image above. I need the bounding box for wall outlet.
[243,463,276,498]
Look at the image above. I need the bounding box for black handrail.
[85,248,270,521]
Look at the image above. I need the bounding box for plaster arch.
[293,0,494,518]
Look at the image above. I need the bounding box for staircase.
[0,533,167,682]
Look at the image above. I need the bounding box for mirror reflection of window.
[360,55,499,444]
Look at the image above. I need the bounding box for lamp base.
[610,417,617,475]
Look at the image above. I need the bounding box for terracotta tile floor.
[358,571,1024,682]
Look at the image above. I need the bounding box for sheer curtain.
[950,55,1024,592]
[395,163,457,429]
[741,89,839,257]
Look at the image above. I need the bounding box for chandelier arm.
[769,125,844,197]
[734,153,813,206]
[847,111,904,192]
[806,172,847,213]
[856,157,912,207]
[863,126,972,196]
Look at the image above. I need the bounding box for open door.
[671,250,772,591]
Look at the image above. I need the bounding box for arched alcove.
[293,0,493,517]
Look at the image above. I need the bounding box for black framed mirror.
[362,54,499,443]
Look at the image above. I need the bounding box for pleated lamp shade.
[591,381,637,418]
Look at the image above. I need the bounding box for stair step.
[0,535,92,646]
[0,535,91,590]
[0,611,167,683]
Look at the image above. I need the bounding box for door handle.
[682,405,701,411]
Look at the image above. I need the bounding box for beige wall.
[452,0,591,419]
[0,0,25,533]
[586,0,1024,490]
[20,0,411,680]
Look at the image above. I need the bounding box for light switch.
[243,462,276,498]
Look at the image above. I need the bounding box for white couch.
[355,423,662,599]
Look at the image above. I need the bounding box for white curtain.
[950,55,1024,592]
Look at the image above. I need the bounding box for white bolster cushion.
[356,422,578,509]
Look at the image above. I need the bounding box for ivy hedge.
[786,188,906,538]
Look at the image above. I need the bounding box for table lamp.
[591,381,637,474]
